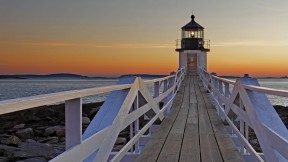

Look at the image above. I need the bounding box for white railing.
[199,68,288,162]
[0,68,186,162]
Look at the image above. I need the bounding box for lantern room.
[177,15,209,51]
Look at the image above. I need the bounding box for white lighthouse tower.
[176,14,210,73]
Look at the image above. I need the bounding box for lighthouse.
[176,14,210,74]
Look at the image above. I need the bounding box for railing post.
[205,72,209,90]
[210,73,217,96]
[245,123,249,154]
[153,81,160,98]
[65,98,82,150]
[163,80,168,107]
[166,74,176,113]
[224,82,230,99]
[218,80,223,105]
[239,99,245,154]
[130,93,139,153]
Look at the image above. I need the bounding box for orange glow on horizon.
[2,41,288,77]
[0,42,178,76]
[2,1,288,77]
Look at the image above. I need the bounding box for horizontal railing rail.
[199,68,288,162]
[0,67,186,162]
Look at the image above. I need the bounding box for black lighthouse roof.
[182,15,204,30]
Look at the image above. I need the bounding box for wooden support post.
[239,100,245,153]
[130,93,139,153]
[65,98,82,150]
[244,123,249,154]
[219,80,223,105]
[134,94,140,153]
[224,82,230,99]
[163,80,168,106]
[163,80,168,92]
[153,82,160,98]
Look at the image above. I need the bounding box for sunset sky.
[1,0,288,77]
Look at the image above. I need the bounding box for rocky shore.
[247,105,288,152]
[0,103,287,161]
[0,102,133,162]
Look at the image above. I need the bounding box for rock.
[0,121,18,129]
[16,157,47,162]
[34,129,44,136]
[250,139,258,145]
[55,129,65,137]
[35,108,56,117]
[0,145,35,160]
[7,150,36,159]
[46,137,59,144]
[113,145,124,151]
[23,115,41,122]
[115,137,126,145]
[0,128,5,134]
[88,107,99,118]
[25,139,36,143]
[59,137,65,142]
[18,142,64,160]
[0,134,11,138]
[82,117,91,125]
[0,157,8,162]
[44,126,63,137]
[119,130,129,137]
[1,136,21,146]
[13,124,25,129]
[0,144,19,152]
[16,128,34,139]
[38,137,59,144]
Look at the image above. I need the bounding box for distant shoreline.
[0,73,167,80]
[220,76,288,79]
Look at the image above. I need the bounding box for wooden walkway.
[136,65,244,162]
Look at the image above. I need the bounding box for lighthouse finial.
[191,14,195,21]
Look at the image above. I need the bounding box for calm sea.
[258,78,288,106]
[0,79,288,106]
[0,80,118,104]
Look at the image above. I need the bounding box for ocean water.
[0,80,118,104]
[0,79,288,106]
[258,78,288,106]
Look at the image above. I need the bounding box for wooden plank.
[138,65,244,162]
[180,73,200,162]
[136,78,187,162]
[200,80,244,162]
[198,77,245,162]
[207,108,244,162]
[190,77,197,104]
[179,102,200,162]
[196,78,223,162]
[156,77,190,162]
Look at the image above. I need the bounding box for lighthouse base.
[178,50,207,73]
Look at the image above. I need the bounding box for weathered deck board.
[196,77,223,162]
[136,65,244,162]
[156,75,191,162]
[179,75,200,162]
[136,77,187,162]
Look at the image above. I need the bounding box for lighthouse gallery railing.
[0,68,186,162]
[199,68,288,162]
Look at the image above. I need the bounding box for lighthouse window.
[182,30,204,39]
[191,32,195,38]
